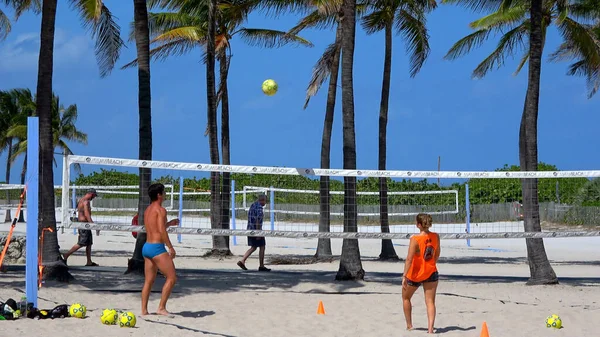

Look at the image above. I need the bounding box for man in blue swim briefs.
[141,183,180,316]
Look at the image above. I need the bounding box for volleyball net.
[49,154,600,241]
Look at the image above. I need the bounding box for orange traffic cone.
[480,321,489,337]
[317,301,325,315]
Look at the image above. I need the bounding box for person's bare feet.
[427,328,434,334]
[156,308,170,316]
[406,325,413,331]
[141,310,150,316]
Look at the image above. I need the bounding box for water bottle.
[19,296,28,318]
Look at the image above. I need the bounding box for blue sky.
[1,2,599,186]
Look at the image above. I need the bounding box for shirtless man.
[63,189,99,266]
[141,183,179,316]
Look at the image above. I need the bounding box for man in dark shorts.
[237,194,271,271]
[63,189,99,266]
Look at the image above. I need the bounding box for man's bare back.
[144,202,168,244]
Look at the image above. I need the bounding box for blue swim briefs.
[142,243,167,259]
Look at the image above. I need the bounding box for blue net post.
[231,180,237,246]
[72,185,77,235]
[269,186,275,231]
[465,183,471,247]
[25,116,39,308]
[177,176,183,244]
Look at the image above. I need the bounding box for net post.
[71,185,77,235]
[170,184,174,210]
[60,154,69,235]
[465,183,471,247]
[231,179,237,246]
[25,116,38,308]
[242,186,247,209]
[269,186,275,231]
[177,176,183,244]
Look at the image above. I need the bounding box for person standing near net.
[63,188,99,267]
[402,213,441,334]
[237,193,271,272]
[141,183,179,316]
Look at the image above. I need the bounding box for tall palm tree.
[0,89,25,221]
[122,0,312,254]
[127,0,155,274]
[0,0,41,41]
[336,0,365,281]
[361,0,436,260]
[440,0,600,283]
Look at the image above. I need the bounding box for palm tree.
[336,0,365,281]
[0,90,25,221]
[7,90,87,179]
[122,0,312,255]
[0,0,41,41]
[127,0,155,274]
[361,0,436,260]
[440,0,600,283]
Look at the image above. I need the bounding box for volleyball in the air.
[100,308,118,325]
[119,311,137,328]
[262,79,278,96]
[545,314,562,329]
[69,303,87,318]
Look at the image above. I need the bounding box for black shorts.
[248,236,265,248]
[406,271,439,287]
[77,229,93,247]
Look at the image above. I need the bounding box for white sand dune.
[1,220,599,336]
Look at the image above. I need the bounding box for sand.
[1,221,599,337]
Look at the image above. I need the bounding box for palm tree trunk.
[378,22,398,261]
[4,138,12,222]
[336,0,364,281]
[127,0,153,274]
[17,153,26,223]
[36,0,71,282]
[316,23,342,258]
[216,49,232,256]
[207,0,222,251]
[519,0,557,285]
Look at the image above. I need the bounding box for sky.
[1,2,599,186]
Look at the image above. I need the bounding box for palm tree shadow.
[172,310,215,318]
[141,317,236,336]
[414,326,476,334]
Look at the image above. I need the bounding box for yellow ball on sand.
[69,303,87,318]
[100,308,118,325]
[262,79,278,96]
[119,311,137,328]
[546,314,562,329]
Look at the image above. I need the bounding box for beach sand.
[1,224,599,337]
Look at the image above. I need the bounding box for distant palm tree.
[7,90,88,181]
[0,0,41,41]
[440,0,596,284]
[122,0,312,255]
[361,0,436,260]
[336,0,365,281]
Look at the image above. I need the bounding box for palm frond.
[360,9,390,35]
[287,9,337,36]
[153,26,203,43]
[444,29,493,60]
[8,139,26,164]
[471,20,529,78]
[121,38,198,69]
[93,5,125,77]
[550,18,600,98]
[469,5,527,31]
[513,49,529,75]
[0,9,10,41]
[13,0,42,19]
[235,28,313,48]
[304,40,340,109]
[440,0,505,13]
[396,9,431,78]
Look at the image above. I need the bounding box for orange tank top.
[406,232,439,282]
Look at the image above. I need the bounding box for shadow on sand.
[414,326,477,334]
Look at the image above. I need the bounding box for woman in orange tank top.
[402,213,441,334]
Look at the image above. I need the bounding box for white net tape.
[44,155,600,240]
